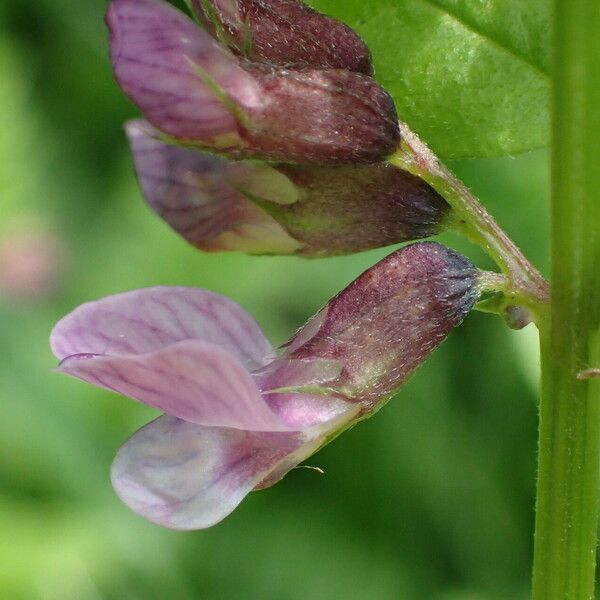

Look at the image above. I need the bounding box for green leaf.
[308,0,552,159]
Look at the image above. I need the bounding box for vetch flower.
[126,120,452,255]
[106,0,399,164]
[51,242,481,529]
[191,0,374,75]
[109,0,453,256]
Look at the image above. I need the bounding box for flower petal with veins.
[262,391,352,429]
[107,0,259,143]
[111,415,302,529]
[50,286,272,369]
[125,120,302,254]
[111,408,357,529]
[58,340,289,431]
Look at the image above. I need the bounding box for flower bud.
[107,0,399,164]
[285,242,480,405]
[126,120,451,255]
[192,0,374,75]
[232,62,399,164]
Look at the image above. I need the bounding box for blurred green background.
[0,1,549,598]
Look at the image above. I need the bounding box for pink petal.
[253,356,350,428]
[106,0,259,142]
[125,120,301,254]
[262,391,353,429]
[111,414,336,529]
[57,340,288,431]
[50,286,272,369]
[253,357,343,392]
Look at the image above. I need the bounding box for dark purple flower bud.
[106,0,399,164]
[191,0,374,75]
[126,120,450,255]
[285,242,479,405]
[270,163,451,255]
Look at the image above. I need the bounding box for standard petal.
[50,286,272,368]
[125,120,301,254]
[111,415,324,529]
[57,340,289,431]
[106,0,259,142]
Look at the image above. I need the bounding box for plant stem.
[532,1,600,598]
[390,125,549,325]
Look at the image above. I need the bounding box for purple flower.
[51,242,480,529]
[126,120,451,255]
[106,0,399,164]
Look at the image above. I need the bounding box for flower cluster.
[51,0,484,529]
[108,0,452,256]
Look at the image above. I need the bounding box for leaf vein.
[416,0,550,80]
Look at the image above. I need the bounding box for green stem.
[390,125,549,325]
[532,1,600,598]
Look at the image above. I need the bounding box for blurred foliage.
[1,0,550,598]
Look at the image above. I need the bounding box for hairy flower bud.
[126,120,451,255]
[192,0,374,75]
[106,0,399,164]
[285,242,479,405]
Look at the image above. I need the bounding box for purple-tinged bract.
[51,243,479,529]
[126,120,449,255]
[106,0,399,164]
[192,0,374,75]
